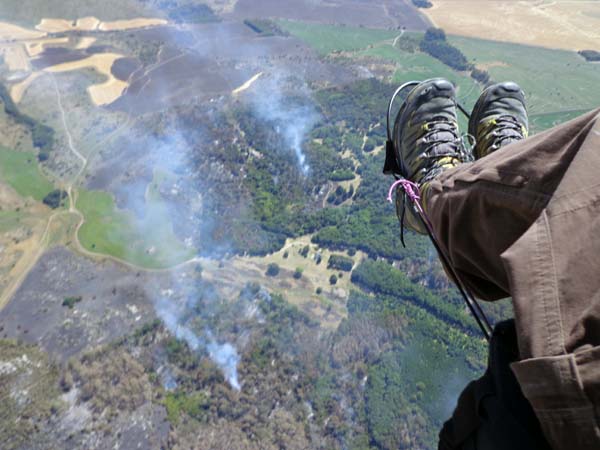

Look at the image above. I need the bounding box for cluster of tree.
[329,169,355,182]
[351,259,479,334]
[243,19,287,37]
[266,262,280,277]
[412,0,433,8]
[62,296,82,309]
[578,50,600,62]
[0,83,55,156]
[164,2,219,23]
[343,132,364,153]
[419,28,471,71]
[471,68,491,85]
[326,184,354,205]
[43,189,67,209]
[164,390,210,424]
[315,79,397,133]
[363,137,377,152]
[327,254,354,272]
[366,352,430,449]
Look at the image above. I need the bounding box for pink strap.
[387,178,421,207]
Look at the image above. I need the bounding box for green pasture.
[282,20,600,133]
[76,184,195,269]
[0,0,150,26]
[0,210,24,232]
[449,36,600,118]
[277,20,398,55]
[0,147,54,201]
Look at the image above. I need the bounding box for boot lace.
[394,118,472,246]
[418,118,472,183]
[487,114,526,150]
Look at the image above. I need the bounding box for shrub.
[329,169,355,181]
[43,190,67,209]
[62,296,82,309]
[293,268,303,279]
[412,0,432,8]
[327,254,354,272]
[329,274,338,285]
[579,50,600,62]
[471,68,490,84]
[424,27,446,42]
[266,263,280,277]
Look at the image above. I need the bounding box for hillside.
[1,2,599,449]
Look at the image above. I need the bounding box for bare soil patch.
[75,36,97,49]
[36,16,101,33]
[0,44,29,71]
[426,0,600,51]
[24,37,70,57]
[99,18,168,31]
[35,16,167,33]
[0,21,45,40]
[10,72,41,103]
[43,53,129,106]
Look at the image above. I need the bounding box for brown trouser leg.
[425,109,600,449]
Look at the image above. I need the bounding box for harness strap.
[388,179,493,341]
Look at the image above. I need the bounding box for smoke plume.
[247,73,319,175]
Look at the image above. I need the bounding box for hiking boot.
[392,78,468,234]
[469,82,528,159]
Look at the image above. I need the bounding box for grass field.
[0,0,153,26]
[364,45,479,105]
[281,20,600,134]
[424,0,600,52]
[449,36,600,118]
[0,147,54,201]
[277,20,398,55]
[76,188,195,269]
[0,211,24,232]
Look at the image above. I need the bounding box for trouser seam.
[542,211,567,357]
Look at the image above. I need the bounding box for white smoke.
[247,73,319,175]
[207,341,241,390]
[156,295,242,391]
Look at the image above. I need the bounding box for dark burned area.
[107,21,357,116]
[0,244,420,449]
[31,45,116,70]
[111,57,142,81]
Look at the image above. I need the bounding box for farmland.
[0,147,55,201]
[0,4,598,450]
[424,0,600,51]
